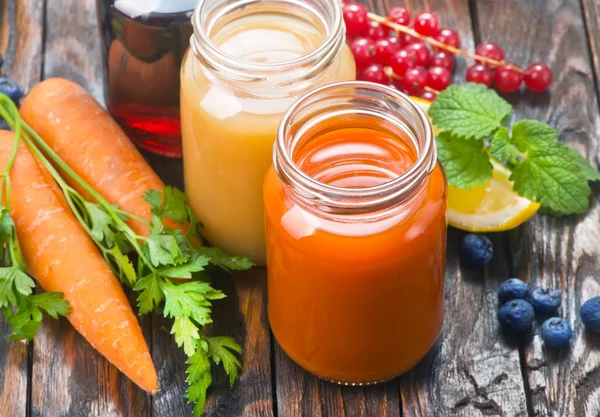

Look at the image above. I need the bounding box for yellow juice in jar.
[180,8,355,264]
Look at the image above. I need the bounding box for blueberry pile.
[496,278,572,348]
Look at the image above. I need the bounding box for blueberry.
[528,287,561,315]
[540,318,572,348]
[498,278,529,303]
[460,234,493,267]
[0,119,9,131]
[0,77,23,102]
[581,297,600,334]
[497,299,535,332]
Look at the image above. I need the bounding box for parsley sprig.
[429,83,600,215]
[0,95,253,416]
[0,96,70,341]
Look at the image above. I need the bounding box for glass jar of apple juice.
[180,0,356,264]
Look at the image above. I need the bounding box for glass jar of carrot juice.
[180,0,356,264]
[264,82,447,384]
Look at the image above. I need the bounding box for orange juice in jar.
[264,82,447,384]
[180,0,356,264]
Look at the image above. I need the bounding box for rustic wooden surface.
[1,0,599,416]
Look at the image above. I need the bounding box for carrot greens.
[0,93,253,416]
[0,95,70,341]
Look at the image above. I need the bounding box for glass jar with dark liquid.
[96,0,195,157]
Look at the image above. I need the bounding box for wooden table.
[1,0,600,415]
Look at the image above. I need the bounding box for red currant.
[350,37,376,71]
[390,49,417,77]
[374,37,400,66]
[366,20,387,41]
[524,63,553,93]
[426,66,452,91]
[433,28,460,52]
[402,42,431,67]
[417,90,437,102]
[413,12,439,37]
[495,64,523,93]
[465,64,493,87]
[401,66,428,94]
[387,6,411,26]
[342,3,369,37]
[431,51,455,72]
[360,64,388,84]
[475,42,505,64]
[399,33,420,47]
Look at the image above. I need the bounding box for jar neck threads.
[274,81,437,215]
[190,0,345,87]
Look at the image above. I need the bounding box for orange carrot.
[0,131,158,394]
[20,77,179,237]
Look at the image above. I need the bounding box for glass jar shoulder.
[180,45,355,123]
[264,164,447,260]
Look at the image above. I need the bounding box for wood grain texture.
[30,0,150,416]
[474,0,600,416]
[0,0,44,415]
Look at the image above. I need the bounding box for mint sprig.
[429,84,599,215]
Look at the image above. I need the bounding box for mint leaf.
[490,127,521,162]
[172,316,200,357]
[567,147,600,182]
[186,348,212,417]
[511,120,557,151]
[158,254,210,279]
[135,273,165,314]
[196,247,255,271]
[436,133,493,189]
[207,336,243,387]
[511,143,590,214]
[428,83,511,140]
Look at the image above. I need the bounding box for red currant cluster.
[342,2,553,100]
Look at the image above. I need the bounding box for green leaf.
[511,143,591,215]
[142,189,162,210]
[108,246,138,286]
[566,147,600,182]
[6,301,43,341]
[145,234,182,267]
[490,127,521,162]
[144,187,189,224]
[161,280,225,325]
[158,254,210,279]
[195,247,255,271]
[186,348,212,417]
[30,292,71,319]
[511,120,557,151]
[435,133,493,189]
[13,269,35,297]
[135,273,165,315]
[207,336,243,387]
[85,202,116,245]
[172,316,201,357]
[428,83,512,140]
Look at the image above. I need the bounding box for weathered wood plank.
[30,0,150,416]
[0,0,45,415]
[475,0,600,416]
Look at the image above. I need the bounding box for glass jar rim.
[190,0,345,82]
[274,81,438,213]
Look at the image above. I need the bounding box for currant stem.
[368,12,524,74]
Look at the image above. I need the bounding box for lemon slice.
[409,96,540,232]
